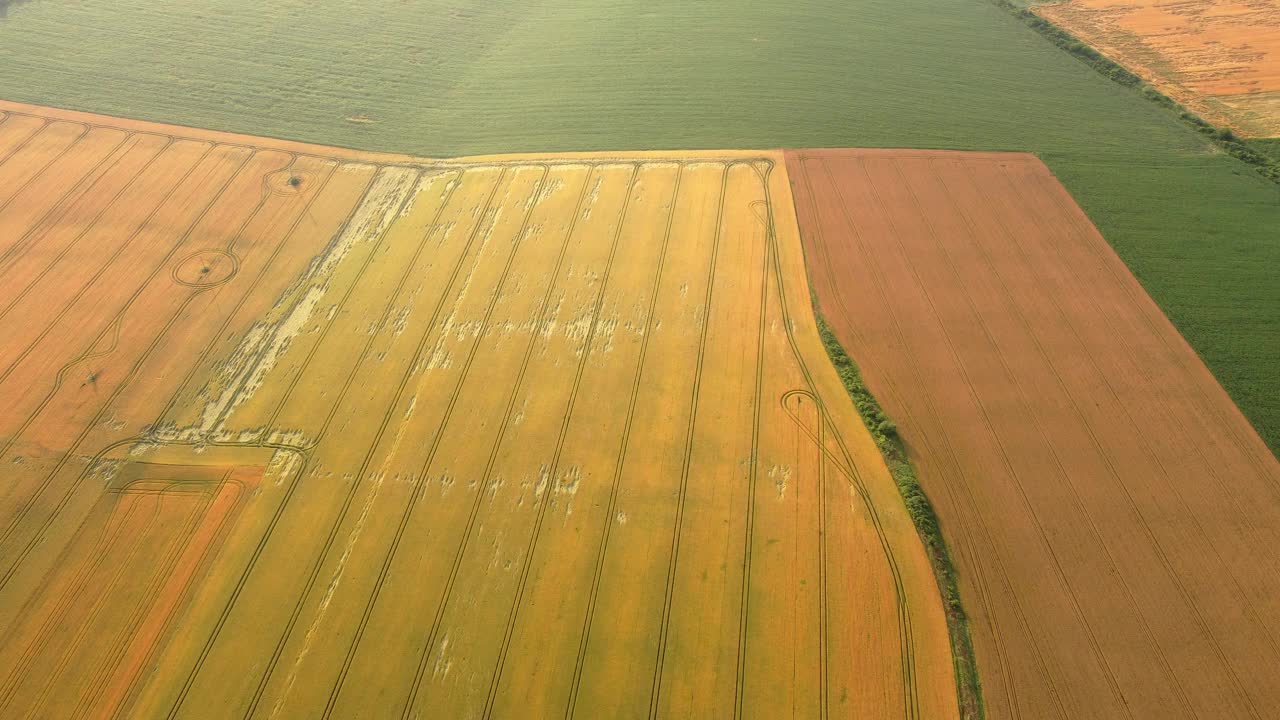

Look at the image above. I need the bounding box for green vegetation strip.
[999,0,1280,185]
[814,313,984,720]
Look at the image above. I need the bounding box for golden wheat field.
[0,102,956,719]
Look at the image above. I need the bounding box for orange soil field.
[0,101,958,719]
[789,147,1280,720]
[1037,0,1280,136]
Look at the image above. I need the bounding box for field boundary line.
[995,1,1280,185]
[791,154,1002,720]
[885,155,1180,718]
[760,159,927,719]
[970,158,1280,695]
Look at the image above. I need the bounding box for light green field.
[0,0,1276,450]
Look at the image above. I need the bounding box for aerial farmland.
[0,0,1277,719]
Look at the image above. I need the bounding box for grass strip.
[813,311,985,720]
[998,0,1280,185]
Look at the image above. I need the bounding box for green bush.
[814,314,984,720]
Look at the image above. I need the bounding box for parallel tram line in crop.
[252,167,431,442]
[0,107,960,719]
[0,129,148,273]
[0,148,267,572]
[805,157,936,717]
[0,135,189,379]
[146,166,380,435]
[0,497,147,710]
[759,159,926,718]
[295,163,540,717]
[733,185,774,720]
[0,121,91,221]
[157,160,378,717]
[777,388,833,718]
[240,164,461,719]
[30,487,204,717]
[0,153,326,593]
[564,163,683,720]
[969,157,1280,690]
[75,476,233,717]
[0,142,245,395]
[1025,162,1280,492]
[0,148,349,715]
[1003,159,1280,595]
[795,148,1280,719]
[480,164,639,720]
[931,157,1273,714]
[195,165,432,718]
[647,163,730,720]
[877,154,1176,719]
[395,164,586,720]
[263,164,527,718]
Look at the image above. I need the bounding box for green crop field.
[1253,139,1280,164]
[1,0,1276,451]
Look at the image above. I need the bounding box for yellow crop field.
[0,101,957,719]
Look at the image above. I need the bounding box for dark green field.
[1253,138,1280,164]
[1,0,1276,450]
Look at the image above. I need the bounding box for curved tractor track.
[0,102,956,720]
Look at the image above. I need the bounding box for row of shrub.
[998,0,1280,185]
[815,317,985,720]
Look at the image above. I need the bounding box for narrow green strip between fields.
[812,309,985,720]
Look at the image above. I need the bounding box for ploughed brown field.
[1036,0,1280,136]
[789,148,1280,720]
[0,102,958,719]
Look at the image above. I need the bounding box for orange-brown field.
[0,102,957,719]
[789,148,1280,720]
[1037,0,1280,136]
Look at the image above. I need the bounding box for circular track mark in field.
[173,250,239,288]
[266,169,313,196]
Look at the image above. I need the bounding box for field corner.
[1000,0,1280,187]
